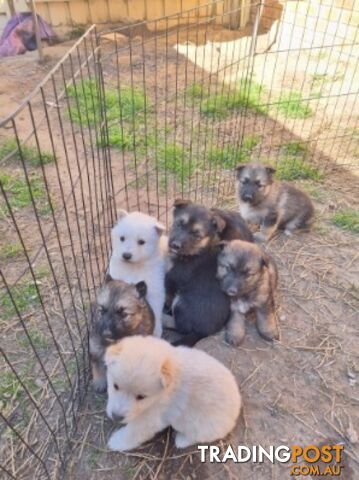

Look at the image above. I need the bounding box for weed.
[275,91,312,119]
[0,282,40,319]
[158,144,192,176]
[281,141,307,156]
[331,209,359,234]
[201,79,267,117]
[18,328,48,350]
[0,172,51,216]
[187,83,208,99]
[0,138,54,167]
[207,135,260,168]
[0,242,22,260]
[0,363,39,416]
[67,80,147,126]
[275,157,322,181]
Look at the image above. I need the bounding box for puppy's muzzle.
[241,193,254,202]
[226,287,238,297]
[169,240,181,253]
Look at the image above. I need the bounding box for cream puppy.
[109,211,167,337]
[105,336,241,451]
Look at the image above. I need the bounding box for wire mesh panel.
[97,0,358,226]
[0,0,358,478]
[0,26,115,479]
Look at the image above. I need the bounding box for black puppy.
[165,199,252,346]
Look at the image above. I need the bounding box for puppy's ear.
[211,213,226,233]
[265,166,276,176]
[105,343,123,367]
[160,358,174,389]
[116,209,128,220]
[154,222,165,236]
[135,281,147,298]
[235,164,247,178]
[173,198,192,209]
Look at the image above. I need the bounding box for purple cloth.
[0,12,56,57]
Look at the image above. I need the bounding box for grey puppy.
[89,278,155,392]
[217,239,279,344]
[236,163,314,241]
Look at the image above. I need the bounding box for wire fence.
[0,0,358,477]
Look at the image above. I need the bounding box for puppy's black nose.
[226,287,237,297]
[122,252,132,260]
[169,241,181,251]
[243,194,253,202]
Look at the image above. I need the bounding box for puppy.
[217,240,279,344]
[105,336,241,451]
[165,200,230,346]
[236,163,314,241]
[89,279,155,392]
[109,210,167,337]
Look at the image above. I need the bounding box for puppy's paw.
[256,324,279,342]
[93,377,107,394]
[225,329,245,347]
[175,433,192,449]
[108,428,130,451]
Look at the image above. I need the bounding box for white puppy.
[105,336,241,451]
[109,211,167,337]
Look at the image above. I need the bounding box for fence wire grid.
[0,0,358,478]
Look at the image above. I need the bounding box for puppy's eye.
[255,181,262,188]
[99,306,107,314]
[241,178,249,185]
[176,219,185,227]
[136,394,146,401]
[191,230,201,238]
[116,307,126,317]
[120,236,125,242]
[138,239,145,245]
[114,383,119,391]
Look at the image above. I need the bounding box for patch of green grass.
[331,209,359,234]
[275,157,322,181]
[18,328,48,350]
[0,363,39,416]
[201,79,267,117]
[0,242,22,260]
[157,144,193,180]
[0,172,51,216]
[207,135,260,168]
[103,125,156,152]
[0,138,54,167]
[67,79,147,126]
[281,141,307,156]
[0,282,40,319]
[274,91,312,119]
[187,83,208,99]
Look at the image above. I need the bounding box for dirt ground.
[0,13,358,480]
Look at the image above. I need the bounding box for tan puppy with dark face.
[236,163,314,241]
[217,240,279,344]
[105,336,241,451]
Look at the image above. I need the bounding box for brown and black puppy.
[236,163,314,241]
[165,199,252,347]
[217,239,279,345]
[89,279,154,393]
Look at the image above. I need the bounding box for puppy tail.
[171,332,204,348]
